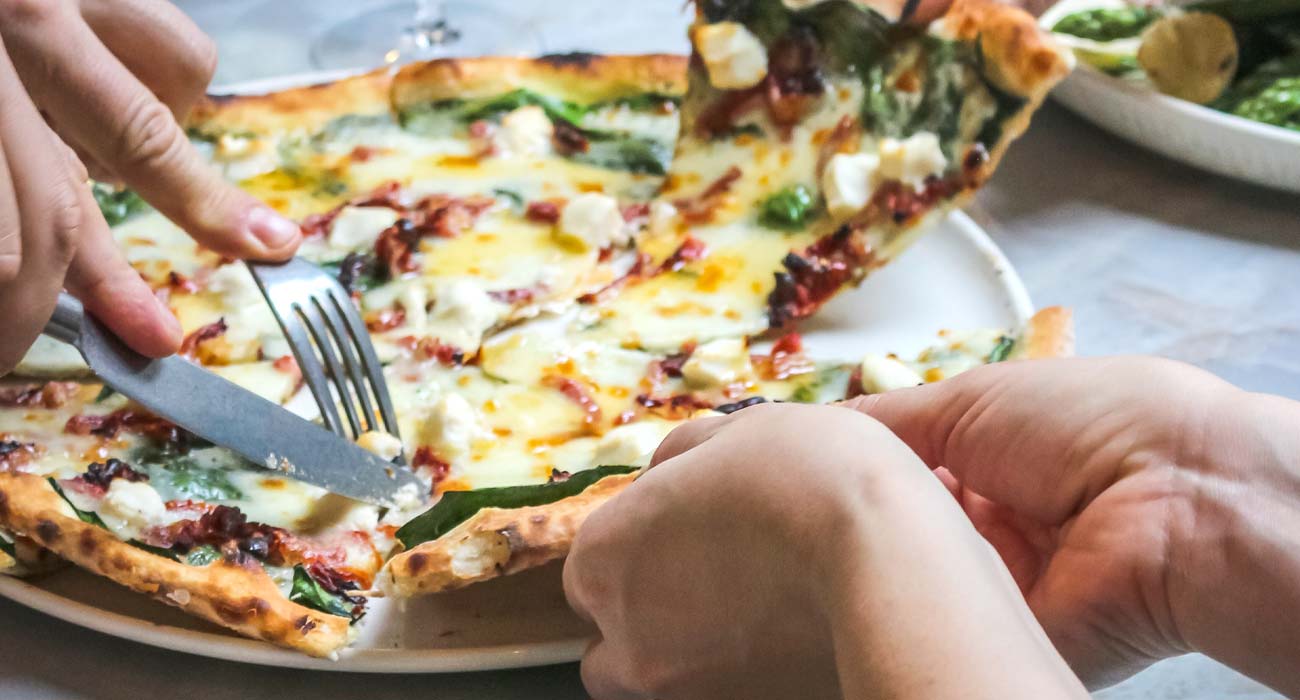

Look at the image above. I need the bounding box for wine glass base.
[308,1,546,71]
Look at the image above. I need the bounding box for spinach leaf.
[397,465,638,548]
[455,88,588,126]
[46,478,108,529]
[320,254,387,294]
[787,366,853,403]
[185,545,223,567]
[698,0,791,43]
[92,184,150,226]
[987,336,1016,363]
[289,566,356,619]
[94,386,117,404]
[1051,7,1161,41]
[0,536,15,559]
[793,0,891,76]
[132,447,245,502]
[589,93,682,112]
[492,188,525,210]
[570,133,673,175]
[759,185,817,230]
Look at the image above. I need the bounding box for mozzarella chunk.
[647,200,681,239]
[214,134,280,182]
[822,152,881,217]
[99,480,167,540]
[877,132,948,191]
[557,193,628,252]
[593,422,668,467]
[206,262,264,310]
[694,22,769,90]
[858,354,924,394]
[399,281,429,332]
[495,105,555,158]
[328,206,401,251]
[425,280,507,351]
[422,393,487,460]
[682,338,754,389]
[356,430,404,461]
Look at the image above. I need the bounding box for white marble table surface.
[1,0,1295,697]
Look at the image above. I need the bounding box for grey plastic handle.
[43,292,85,347]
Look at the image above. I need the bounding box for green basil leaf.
[92,183,150,227]
[759,185,817,231]
[185,545,223,567]
[93,387,117,404]
[397,465,638,549]
[132,447,245,502]
[289,566,356,619]
[46,478,108,529]
[492,188,525,209]
[987,336,1016,363]
[589,93,682,112]
[568,134,673,175]
[457,88,588,126]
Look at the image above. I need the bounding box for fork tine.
[327,287,403,441]
[312,292,380,435]
[275,306,346,436]
[295,300,366,439]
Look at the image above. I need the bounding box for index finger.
[0,3,300,261]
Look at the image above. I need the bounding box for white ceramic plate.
[1040,4,1300,193]
[0,72,1033,674]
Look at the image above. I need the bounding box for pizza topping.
[78,458,148,491]
[822,152,880,217]
[681,338,754,389]
[98,479,169,541]
[329,252,385,295]
[858,353,924,394]
[543,375,603,429]
[0,440,40,471]
[356,431,404,461]
[592,421,668,467]
[424,280,506,352]
[0,382,79,409]
[754,332,815,380]
[411,446,452,485]
[764,28,826,128]
[525,200,563,224]
[327,206,402,251]
[635,393,715,421]
[65,408,190,446]
[877,132,948,191]
[375,219,422,276]
[557,193,630,252]
[364,307,407,332]
[694,21,770,90]
[767,225,872,328]
[396,336,464,366]
[758,184,817,230]
[178,319,229,361]
[420,393,487,461]
[658,236,710,273]
[494,105,555,157]
[674,166,742,224]
[552,118,591,155]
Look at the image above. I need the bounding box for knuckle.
[114,98,186,171]
[0,0,66,26]
[44,180,83,264]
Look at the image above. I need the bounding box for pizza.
[0,0,1070,658]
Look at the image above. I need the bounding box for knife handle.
[43,292,84,346]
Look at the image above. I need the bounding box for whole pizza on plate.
[0,0,1071,658]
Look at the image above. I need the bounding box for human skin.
[564,402,1089,700]
[0,0,301,376]
[847,357,1300,694]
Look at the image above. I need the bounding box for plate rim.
[0,69,1034,674]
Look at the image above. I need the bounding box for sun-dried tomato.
[78,458,148,491]
[178,319,228,360]
[0,382,79,409]
[543,376,602,429]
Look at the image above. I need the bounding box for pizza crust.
[390,53,687,108]
[380,472,637,597]
[936,0,1073,98]
[189,68,395,135]
[0,472,350,657]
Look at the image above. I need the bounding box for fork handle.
[43,292,85,346]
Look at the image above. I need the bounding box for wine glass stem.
[408,0,460,54]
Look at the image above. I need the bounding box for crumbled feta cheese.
[422,393,487,460]
[557,193,628,252]
[400,282,429,331]
[328,206,401,251]
[682,338,754,389]
[593,422,668,467]
[206,262,264,310]
[356,430,404,461]
[859,354,924,394]
[214,135,279,182]
[424,280,507,351]
[822,152,881,217]
[495,105,555,158]
[694,22,769,90]
[877,132,948,191]
[99,480,167,540]
[647,200,681,239]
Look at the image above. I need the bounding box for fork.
[247,258,403,460]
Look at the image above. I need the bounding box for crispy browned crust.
[0,472,350,657]
[1019,306,1075,359]
[0,531,65,577]
[938,0,1072,98]
[188,68,394,135]
[382,472,637,597]
[391,54,688,108]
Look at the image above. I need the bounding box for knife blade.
[43,294,425,508]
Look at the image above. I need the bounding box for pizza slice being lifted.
[570,0,1071,351]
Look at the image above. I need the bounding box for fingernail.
[247,206,301,250]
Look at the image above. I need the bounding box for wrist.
[1169,389,1300,695]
